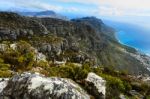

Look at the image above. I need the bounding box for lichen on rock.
[85,72,106,99]
[0,72,90,99]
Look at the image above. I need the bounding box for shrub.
[0,70,12,77]
[0,58,10,70]
[48,63,90,81]
[35,60,49,68]
[100,74,126,97]
[0,41,36,71]
[0,58,11,77]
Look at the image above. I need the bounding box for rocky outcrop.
[0,12,48,38]
[35,39,90,64]
[85,72,106,99]
[128,90,144,99]
[119,94,126,99]
[0,44,9,51]
[34,52,47,62]
[0,72,90,99]
[0,78,9,93]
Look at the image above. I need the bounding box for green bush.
[0,58,10,70]
[48,63,90,81]
[0,58,12,77]
[146,96,150,99]
[0,70,12,77]
[35,60,49,68]
[0,41,36,71]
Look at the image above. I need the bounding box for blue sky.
[0,0,97,15]
[1,0,150,17]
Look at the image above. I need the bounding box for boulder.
[0,78,9,93]
[51,43,62,55]
[10,43,17,50]
[0,44,9,51]
[0,28,10,35]
[34,52,47,62]
[128,90,144,99]
[10,32,17,40]
[0,72,90,99]
[85,72,106,99]
[119,94,126,99]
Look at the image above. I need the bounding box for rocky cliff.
[0,12,149,75]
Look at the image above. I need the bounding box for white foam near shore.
[104,19,150,57]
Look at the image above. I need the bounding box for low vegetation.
[0,41,149,99]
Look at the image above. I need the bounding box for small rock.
[129,90,144,99]
[35,52,47,62]
[0,78,9,93]
[119,94,126,99]
[0,44,8,51]
[10,43,17,50]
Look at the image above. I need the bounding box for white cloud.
[59,0,150,10]
[8,0,80,13]
[58,0,150,16]
[1,0,63,11]
[19,0,63,11]
[1,0,150,16]
[58,0,99,5]
[96,6,122,16]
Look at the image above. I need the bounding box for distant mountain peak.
[35,10,56,16]
[18,10,68,20]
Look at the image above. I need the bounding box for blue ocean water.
[103,19,150,55]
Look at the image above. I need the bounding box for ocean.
[103,18,150,55]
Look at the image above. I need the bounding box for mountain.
[0,12,150,98]
[18,10,68,20]
[0,12,150,75]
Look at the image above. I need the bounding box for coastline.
[115,32,150,57]
[103,19,150,57]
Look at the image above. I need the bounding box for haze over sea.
[102,16,150,56]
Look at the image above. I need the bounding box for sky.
[1,0,150,17]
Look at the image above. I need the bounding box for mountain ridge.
[18,10,68,20]
[0,12,150,75]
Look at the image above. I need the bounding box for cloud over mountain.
[1,0,150,16]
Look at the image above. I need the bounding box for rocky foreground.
[0,72,150,99]
[0,72,105,99]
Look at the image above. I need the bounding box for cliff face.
[0,12,150,75]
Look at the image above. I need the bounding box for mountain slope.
[0,12,150,75]
[18,10,68,20]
